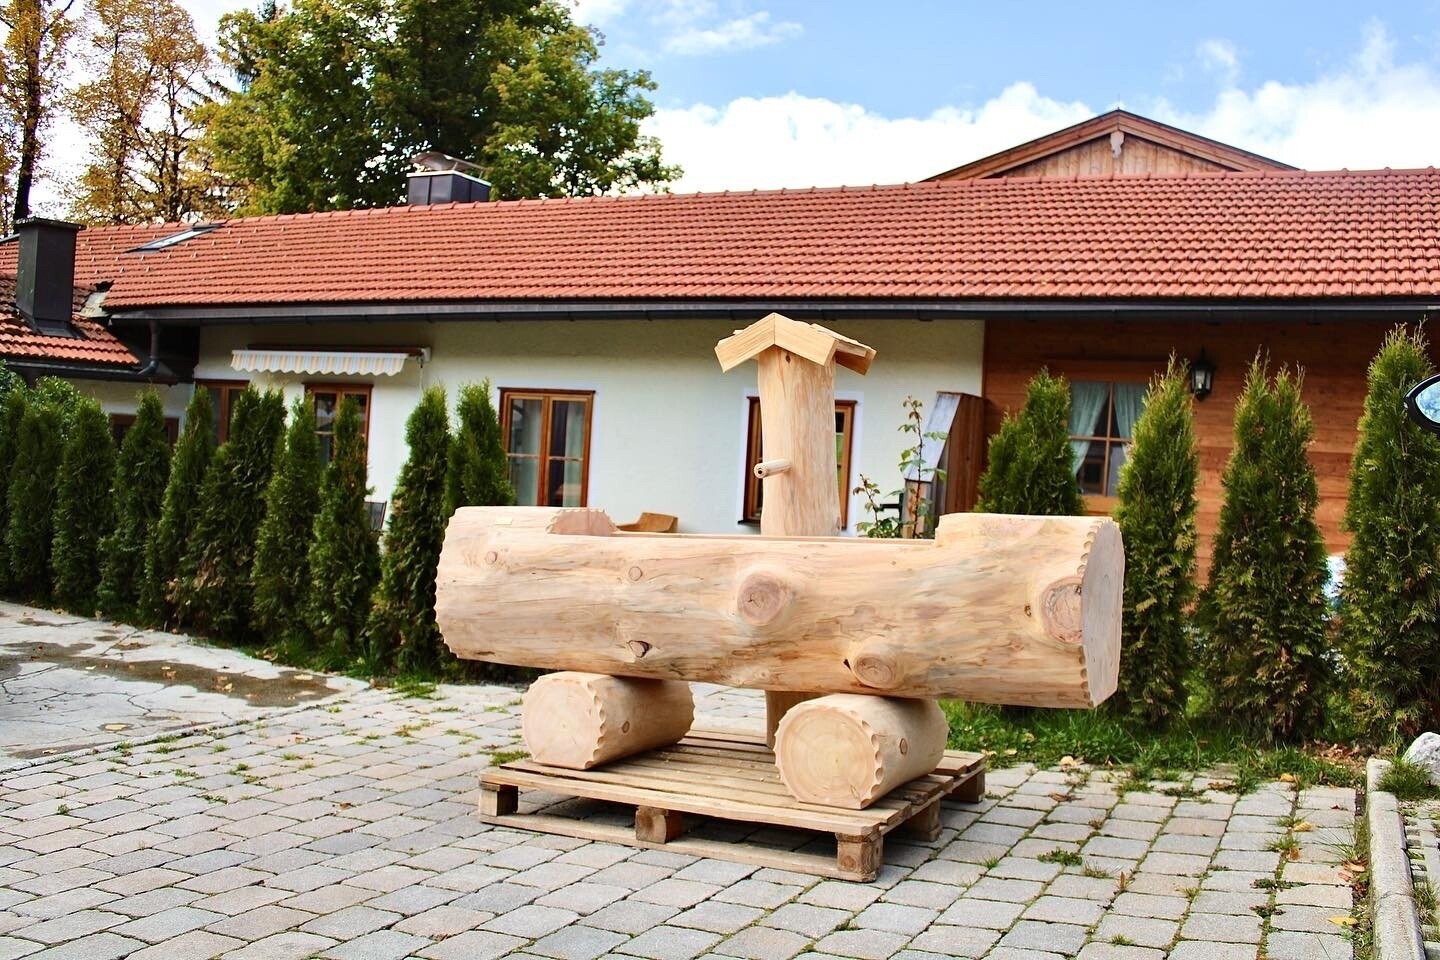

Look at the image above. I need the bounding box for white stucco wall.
[121,316,982,535]
[61,378,190,421]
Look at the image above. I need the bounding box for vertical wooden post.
[717,314,876,740]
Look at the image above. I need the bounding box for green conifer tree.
[97,391,172,618]
[252,397,322,649]
[976,370,1084,515]
[307,397,380,666]
[364,386,451,676]
[178,387,286,642]
[0,376,28,591]
[141,388,216,625]
[446,380,515,512]
[1199,358,1330,741]
[1112,359,1198,725]
[1341,326,1440,740]
[5,379,80,599]
[51,399,117,612]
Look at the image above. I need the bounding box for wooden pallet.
[479,729,986,881]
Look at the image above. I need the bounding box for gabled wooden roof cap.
[715,313,875,375]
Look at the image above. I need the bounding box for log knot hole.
[1040,576,1085,644]
[848,638,904,690]
[734,568,794,627]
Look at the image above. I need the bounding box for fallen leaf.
[1003,748,1018,756]
[1329,916,1357,927]
[1292,820,1314,833]
[1048,792,1069,802]
[1208,780,1234,790]
[1283,846,1301,861]
[1279,773,1297,783]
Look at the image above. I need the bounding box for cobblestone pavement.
[0,632,1359,959]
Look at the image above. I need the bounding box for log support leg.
[523,672,694,770]
[835,833,882,881]
[953,769,986,804]
[897,801,942,842]
[635,806,686,843]
[764,691,819,748]
[479,782,518,817]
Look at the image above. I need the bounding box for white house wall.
[159,316,983,534]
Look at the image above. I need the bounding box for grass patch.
[1377,759,1439,800]
[389,677,438,700]
[941,701,1361,790]
[1037,848,1084,867]
[489,749,528,766]
[1417,878,1437,929]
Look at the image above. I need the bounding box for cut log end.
[1078,519,1124,706]
[774,694,947,809]
[522,672,694,770]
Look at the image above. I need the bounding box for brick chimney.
[15,218,82,337]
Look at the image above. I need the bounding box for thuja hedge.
[52,398,116,612]
[98,391,171,618]
[142,388,216,625]
[977,370,1084,515]
[252,397,322,651]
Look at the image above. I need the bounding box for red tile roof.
[0,276,139,369]
[6,167,1440,314]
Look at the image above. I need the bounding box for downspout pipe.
[136,318,161,378]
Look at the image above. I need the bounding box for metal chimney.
[15,218,82,337]
[407,151,491,205]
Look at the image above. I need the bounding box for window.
[306,383,372,465]
[130,223,220,252]
[195,380,248,445]
[742,397,856,527]
[500,389,593,507]
[1069,381,1147,499]
[108,413,179,447]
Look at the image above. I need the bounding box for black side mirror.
[1405,374,1440,435]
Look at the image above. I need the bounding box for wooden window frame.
[195,379,248,444]
[499,388,595,508]
[304,382,374,459]
[742,397,856,527]
[1069,378,1147,511]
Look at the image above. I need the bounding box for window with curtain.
[742,398,855,525]
[1069,381,1146,498]
[500,389,594,507]
[305,383,372,465]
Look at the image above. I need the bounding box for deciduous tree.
[202,0,675,213]
[0,0,77,225]
[1199,358,1330,741]
[98,389,170,617]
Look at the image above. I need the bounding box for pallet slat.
[479,732,986,881]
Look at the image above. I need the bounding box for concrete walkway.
[0,602,363,764]
[0,605,1358,960]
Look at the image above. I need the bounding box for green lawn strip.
[942,701,1361,790]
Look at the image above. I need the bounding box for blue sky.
[36,0,1440,209]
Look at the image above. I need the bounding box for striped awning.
[230,348,425,377]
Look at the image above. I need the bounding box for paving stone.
[623,925,724,960]
[964,877,1044,903]
[1021,896,1105,926]
[761,903,848,938]
[1165,942,1259,960]
[1074,945,1164,960]
[810,929,911,960]
[1178,911,1262,943]
[112,905,224,943]
[128,929,244,959]
[1091,914,1177,948]
[205,905,315,941]
[937,897,1025,929]
[581,900,681,935]
[714,926,811,960]
[1264,930,1353,960]
[392,904,490,937]
[907,925,998,958]
[800,882,882,911]
[322,929,433,960]
[714,879,801,910]
[997,919,1088,956]
[851,901,936,935]
[527,925,630,960]
[298,904,399,939]
[24,932,143,960]
[1110,893,1187,920]
[14,909,124,944]
[416,930,527,960]
[635,878,723,908]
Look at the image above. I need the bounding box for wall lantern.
[1189,350,1216,401]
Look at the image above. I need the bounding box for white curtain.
[1068,382,1109,472]
[1113,383,1146,439]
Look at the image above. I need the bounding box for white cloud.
[1196,38,1240,85]
[645,23,1440,193]
[661,10,801,56]
[571,0,634,26]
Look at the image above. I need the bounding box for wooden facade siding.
[992,135,1235,180]
[981,316,1420,568]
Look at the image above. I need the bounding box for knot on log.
[847,639,905,690]
[734,568,794,628]
[1040,576,1084,644]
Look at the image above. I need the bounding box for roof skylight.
[131,223,221,252]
